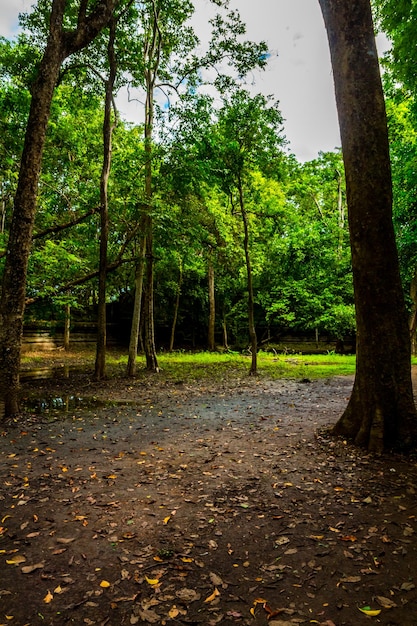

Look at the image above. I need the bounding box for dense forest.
[1,0,417,448]
[0,1,354,357]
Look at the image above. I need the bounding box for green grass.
[112,350,357,382]
[22,347,358,383]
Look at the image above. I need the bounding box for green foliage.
[0,2,357,347]
[374,0,417,306]
[373,0,417,93]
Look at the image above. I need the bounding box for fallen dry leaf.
[21,562,44,574]
[209,572,224,587]
[376,596,397,609]
[169,606,180,618]
[176,588,201,603]
[338,575,361,585]
[100,580,111,588]
[6,555,26,565]
[43,590,53,604]
[137,608,160,623]
[274,536,290,546]
[204,588,220,603]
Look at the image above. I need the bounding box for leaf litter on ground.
[0,367,417,624]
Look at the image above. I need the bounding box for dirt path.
[0,373,416,625]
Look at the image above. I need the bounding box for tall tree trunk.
[207,256,216,351]
[95,18,117,381]
[319,0,417,452]
[222,314,229,351]
[64,303,71,351]
[141,6,160,373]
[238,179,257,375]
[144,216,159,371]
[409,268,417,356]
[169,260,182,352]
[336,167,345,257]
[0,0,118,418]
[126,226,146,376]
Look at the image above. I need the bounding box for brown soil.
[1,357,417,626]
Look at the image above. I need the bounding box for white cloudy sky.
[0,0,389,162]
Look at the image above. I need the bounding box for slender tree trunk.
[319,0,417,452]
[336,167,345,257]
[0,0,118,418]
[144,217,159,371]
[141,7,160,373]
[222,314,229,351]
[409,268,417,356]
[127,227,147,376]
[95,18,117,381]
[0,194,5,234]
[207,257,216,351]
[169,260,182,352]
[63,303,71,351]
[238,179,257,374]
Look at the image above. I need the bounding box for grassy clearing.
[22,348,357,383]
[108,350,357,382]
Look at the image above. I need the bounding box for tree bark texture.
[319,0,417,451]
[0,0,118,417]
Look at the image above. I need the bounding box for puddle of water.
[22,395,117,414]
[20,366,75,382]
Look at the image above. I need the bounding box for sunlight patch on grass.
[21,348,357,381]
[155,351,356,381]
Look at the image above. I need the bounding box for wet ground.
[0,367,417,625]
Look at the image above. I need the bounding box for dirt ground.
[1,359,417,626]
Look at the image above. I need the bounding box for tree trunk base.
[333,376,417,453]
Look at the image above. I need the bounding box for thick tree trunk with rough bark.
[0,2,68,416]
[0,0,118,418]
[319,0,417,452]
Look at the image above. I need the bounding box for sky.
[0,0,389,162]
